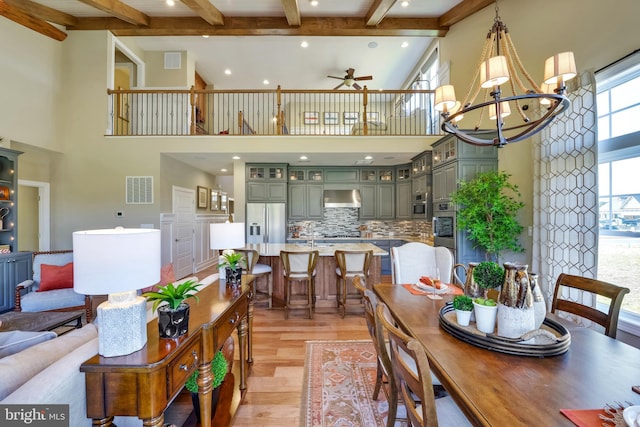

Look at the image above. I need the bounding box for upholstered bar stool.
[280,250,319,319]
[334,249,373,318]
[235,248,273,308]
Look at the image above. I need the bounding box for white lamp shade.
[73,228,161,295]
[543,51,577,85]
[434,85,457,112]
[480,56,510,88]
[539,82,556,105]
[489,101,511,120]
[210,222,245,250]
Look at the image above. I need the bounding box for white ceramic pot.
[473,301,498,334]
[455,309,472,326]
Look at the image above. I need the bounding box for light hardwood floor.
[168,269,391,426]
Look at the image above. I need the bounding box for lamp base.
[97,290,147,357]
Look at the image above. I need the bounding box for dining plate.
[415,281,449,294]
[623,405,640,427]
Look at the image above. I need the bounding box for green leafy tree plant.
[451,170,525,262]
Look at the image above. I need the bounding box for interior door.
[172,186,195,279]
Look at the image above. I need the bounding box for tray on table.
[439,302,571,357]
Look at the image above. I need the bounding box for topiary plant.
[472,261,505,291]
[451,170,524,262]
[185,350,228,393]
[452,295,474,311]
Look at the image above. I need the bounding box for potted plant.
[451,170,525,263]
[472,297,498,334]
[219,251,246,286]
[185,349,229,423]
[142,280,201,338]
[452,295,474,326]
[472,261,505,300]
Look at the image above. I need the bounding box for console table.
[80,277,254,427]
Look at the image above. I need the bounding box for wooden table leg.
[91,416,114,426]
[237,317,248,392]
[141,414,165,427]
[247,294,254,365]
[197,359,214,427]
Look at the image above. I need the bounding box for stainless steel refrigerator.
[246,203,286,244]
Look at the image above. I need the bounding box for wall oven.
[412,192,429,218]
[432,202,455,249]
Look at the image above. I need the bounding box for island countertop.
[244,242,388,257]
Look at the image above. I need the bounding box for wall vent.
[164,52,181,70]
[126,176,153,204]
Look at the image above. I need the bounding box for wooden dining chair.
[280,250,319,320]
[334,249,373,318]
[376,301,470,427]
[551,273,630,339]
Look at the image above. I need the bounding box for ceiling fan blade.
[327,75,344,80]
[354,75,373,81]
[352,82,362,90]
[333,82,345,90]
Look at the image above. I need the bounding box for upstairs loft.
[107,86,442,138]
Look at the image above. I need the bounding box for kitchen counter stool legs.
[335,250,373,318]
[281,250,319,319]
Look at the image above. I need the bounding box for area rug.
[301,340,408,427]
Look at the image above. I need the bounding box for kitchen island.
[244,243,387,310]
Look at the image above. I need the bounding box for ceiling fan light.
[544,51,577,85]
[434,85,457,112]
[480,56,510,88]
[344,78,355,87]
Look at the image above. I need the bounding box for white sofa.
[0,272,219,427]
[350,110,428,135]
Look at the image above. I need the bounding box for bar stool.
[280,250,319,319]
[235,248,273,308]
[334,249,373,318]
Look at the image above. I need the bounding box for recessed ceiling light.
[365,155,373,160]
[368,41,378,49]
[221,168,228,172]
[310,0,319,6]
[232,155,240,160]
[263,79,270,85]
[300,155,308,160]
[401,41,409,48]
[202,35,209,38]
[401,1,409,7]
[166,0,175,6]
[224,69,231,75]
[300,41,309,48]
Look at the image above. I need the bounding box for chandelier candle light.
[434,2,577,147]
[73,227,161,357]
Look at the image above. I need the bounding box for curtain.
[531,71,599,323]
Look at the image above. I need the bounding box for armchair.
[14,250,92,323]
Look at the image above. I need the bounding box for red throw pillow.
[38,262,74,292]
[142,263,176,293]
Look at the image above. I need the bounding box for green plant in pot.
[452,295,474,326]
[219,251,246,286]
[472,261,505,300]
[142,280,201,339]
[185,350,229,423]
[451,170,525,263]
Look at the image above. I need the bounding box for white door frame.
[18,179,50,251]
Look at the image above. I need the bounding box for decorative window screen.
[126,176,153,204]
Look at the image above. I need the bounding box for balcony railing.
[107,86,441,137]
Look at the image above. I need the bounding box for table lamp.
[210,222,245,281]
[73,227,161,357]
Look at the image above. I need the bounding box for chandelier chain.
[462,34,494,110]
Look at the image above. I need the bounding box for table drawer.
[168,338,201,397]
[215,296,248,348]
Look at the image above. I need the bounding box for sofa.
[0,272,219,427]
[350,110,428,135]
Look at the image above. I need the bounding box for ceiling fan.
[327,68,373,90]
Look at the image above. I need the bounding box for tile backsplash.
[287,207,432,238]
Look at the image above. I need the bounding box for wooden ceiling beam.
[365,0,397,27]
[68,16,448,37]
[77,0,149,26]
[0,1,66,41]
[280,0,301,27]
[439,0,495,27]
[180,0,224,26]
[3,0,77,27]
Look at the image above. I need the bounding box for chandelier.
[434,2,577,148]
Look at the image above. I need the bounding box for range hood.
[323,189,362,208]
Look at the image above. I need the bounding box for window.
[403,45,439,133]
[596,51,640,320]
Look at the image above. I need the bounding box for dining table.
[374,283,640,427]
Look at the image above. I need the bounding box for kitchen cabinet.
[246,163,288,202]
[324,168,359,183]
[288,183,323,220]
[0,148,21,252]
[369,240,392,275]
[0,251,32,312]
[360,184,395,220]
[396,180,412,219]
[411,151,432,177]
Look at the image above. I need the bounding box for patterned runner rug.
[301,340,407,427]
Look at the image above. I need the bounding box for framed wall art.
[343,112,359,124]
[304,111,319,125]
[197,186,208,209]
[366,112,380,122]
[324,112,338,125]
